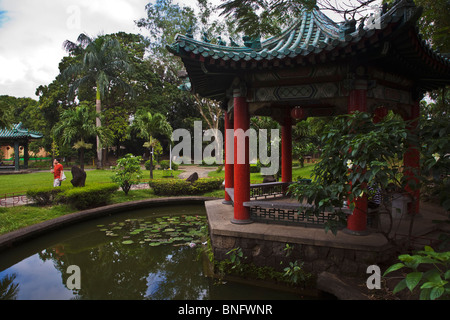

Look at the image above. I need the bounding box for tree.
[53,102,111,170]
[130,110,172,179]
[288,111,415,235]
[402,0,450,52]
[137,0,231,138]
[62,33,133,168]
[217,0,379,38]
[0,97,13,129]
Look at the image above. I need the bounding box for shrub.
[383,246,450,300]
[111,154,143,195]
[56,183,118,210]
[202,157,220,166]
[250,160,261,173]
[26,186,69,206]
[159,160,178,171]
[149,178,223,196]
[144,159,156,170]
[189,178,223,194]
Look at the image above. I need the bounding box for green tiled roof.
[0,123,43,141]
[170,8,344,61]
[168,0,450,100]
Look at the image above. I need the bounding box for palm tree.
[53,102,111,170]
[131,111,172,179]
[62,33,133,168]
[0,273,19,300]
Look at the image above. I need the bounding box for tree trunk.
[150,147,153,179]
[80,148,85,170]
[96,88,103,169]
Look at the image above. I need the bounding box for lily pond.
[0,204,302,300]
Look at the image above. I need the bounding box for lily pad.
[122,240,134,245]
[149,242,161,247]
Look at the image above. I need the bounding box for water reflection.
[0,205,301,300]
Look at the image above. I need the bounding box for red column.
[223,111,234,204]
[281,109,292,186]
[346,80,369,234]
[232,90,252,224]
[403,101,420,215]
[373,106,388,124]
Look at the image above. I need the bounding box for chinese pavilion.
[0,123,43,171]
[168,0,450,234]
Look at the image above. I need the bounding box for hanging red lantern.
[291,107,305,120]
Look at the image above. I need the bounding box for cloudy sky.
[0,0,150,99]
[0,0,381,100]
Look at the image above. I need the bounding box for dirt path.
[177,165,218,179]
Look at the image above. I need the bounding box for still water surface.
[0,204,302,300]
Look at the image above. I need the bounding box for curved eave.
[168,2,450,99]
[0,123,43,141]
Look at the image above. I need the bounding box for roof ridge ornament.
[185,26,193,38]
[243,35,262,50]
[338,11,356,40]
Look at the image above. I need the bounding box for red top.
[53,163,63,179]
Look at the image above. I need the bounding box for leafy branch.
[383,246,450,300]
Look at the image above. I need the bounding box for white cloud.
[0,0,149,99]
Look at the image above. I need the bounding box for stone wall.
[210,233,396,276]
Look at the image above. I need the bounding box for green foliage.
[144,159,156,171]
[149,177,223,196]
[288,111,415,234]
[111,154,143,195]
[26,183,118,209]
[131,110,172,179]
[413,0,450,52]
[56,183,118,210]
[250,160,261,173]
[0,96,14,128]
[420,116,450,211]
[53,101,111,169]
[201,156,220,166]
[283,260,309,285]
[226,247,246,272]
[62,33,133,101]
[159,160,179,170]
[26,186,68,206]
[384,246,450,300]
[214,245,314,288]
[217,0,316,39]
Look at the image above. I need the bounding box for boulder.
[262,175,277,183]
[185,172,199,183]
[71,166,86,187]
[317,272,369,300]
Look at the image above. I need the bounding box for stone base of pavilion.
[206,199,447,277]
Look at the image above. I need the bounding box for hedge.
[26,186,69,206]
[26,183,119,209]
[149,178,223,196]
[56,183,119,210]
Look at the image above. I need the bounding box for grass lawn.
[0,163,317,235]
[0,168,183,195]
[207,162,316,182]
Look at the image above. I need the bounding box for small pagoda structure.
[168,0,450,235]
[0,123,43,171]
